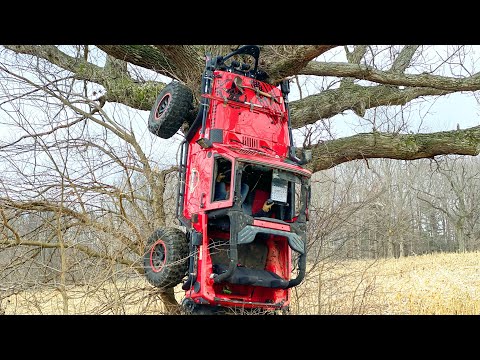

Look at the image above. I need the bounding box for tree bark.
[307,126,480,172]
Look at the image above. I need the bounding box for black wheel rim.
[154,93,171,120]
[150,239,166,273]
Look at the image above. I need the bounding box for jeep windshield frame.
[233,159,310,224]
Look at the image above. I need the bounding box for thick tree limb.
[97,45,177,76]
[342,45,368,87]
[7,45,478,124]
[345,45,367,64]
[261,45,338,83]
[4,45,164,110]
[289,83,450,128]
[300,60,480,91]
[390,45,420,73]
[153,45,204,87]
[308,125,480,172]
[99,45,338,86]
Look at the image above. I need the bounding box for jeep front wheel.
[148,81,194,139]
[143,227,189,288]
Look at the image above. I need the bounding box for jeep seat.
[212,264,289,288]
[242,188,269,216]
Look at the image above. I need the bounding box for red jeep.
[144,45,312,314]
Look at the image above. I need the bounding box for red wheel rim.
[149,239,166,273]
[154,93,171,121]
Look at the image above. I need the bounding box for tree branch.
[3,45,165,110]
[0,198,141,255]
[390,45,420,73]
[97,45,177,76]
[342,45,368,87]
[300,59,480,91]
[345,45,367,64]
[262,45,338,83]
[153,45,204,87]
[307,125,480,172]
[289,83,450,128]
[0,238,138,269]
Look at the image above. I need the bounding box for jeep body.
[175,46,312,313]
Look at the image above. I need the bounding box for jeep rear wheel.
[143,227,189,288]
[148,81,194,139]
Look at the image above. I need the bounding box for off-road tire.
[143,227,189,289]
[148,82,194,139]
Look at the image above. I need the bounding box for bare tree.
[1,45,480,314]
[413,156,480,253]
[0,47,182,313]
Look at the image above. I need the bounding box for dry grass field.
[292,251,480,315]
[2,251,480,315]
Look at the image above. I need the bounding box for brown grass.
[3,251,480,315]
[291,251,480,315]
